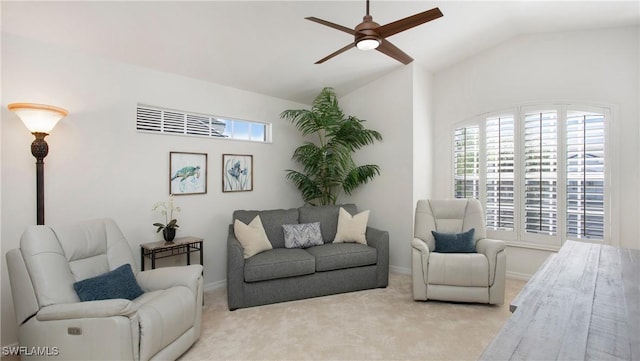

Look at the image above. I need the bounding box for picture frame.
[169,152,207,195]
[222,154,253,192]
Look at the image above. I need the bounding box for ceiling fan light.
[356,38,380,51]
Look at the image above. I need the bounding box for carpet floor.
[179,273,526,361]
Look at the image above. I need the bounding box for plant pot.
[163,228,176,242]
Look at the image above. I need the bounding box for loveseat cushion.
[305,243,377,272]
[244,248,315,282]
[299,204,358,243]
[233,208,299,248]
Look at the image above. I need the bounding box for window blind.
[566,111,605,239]
[486,115,515,231]
[454,126,480,199]
[523,111,558,235]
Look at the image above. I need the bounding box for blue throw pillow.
[431,228,476,253]
[73,264,144,302]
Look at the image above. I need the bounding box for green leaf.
[343,165,381,194]
[281,87,382,205]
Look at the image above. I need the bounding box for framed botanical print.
[222,154,253,192]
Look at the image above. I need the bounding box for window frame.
[136,104,272,143]
[452,103,612,250]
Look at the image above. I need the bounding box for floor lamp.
[8,103,68,225]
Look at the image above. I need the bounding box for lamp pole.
[8,103,68,225]
[31,132,50,225]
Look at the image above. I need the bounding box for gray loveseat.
[227,204,389,310]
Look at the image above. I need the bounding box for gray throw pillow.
[283,222,324,248]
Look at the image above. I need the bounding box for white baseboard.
[204,279,226,292]
[390,265,411,275]
[506,271,532,281]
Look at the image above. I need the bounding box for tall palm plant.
[281,87,383,205]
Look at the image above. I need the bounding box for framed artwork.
[169,152,207,195]
[222,154,253,192]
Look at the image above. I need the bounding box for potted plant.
[152,194,181,242]
[280,87,382,205]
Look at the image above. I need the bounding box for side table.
[140,236,203,271]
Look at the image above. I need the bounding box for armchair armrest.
[136,265,203,295]
[37,299,138,321]
[475,238,506,285]
[411,237,431,254]
[475,238,506,259]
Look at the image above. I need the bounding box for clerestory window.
[136,104,270,143]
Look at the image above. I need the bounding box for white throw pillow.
[234,215,273,258]
[333,208,369,245]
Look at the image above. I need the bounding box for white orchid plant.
[152,194,181,233]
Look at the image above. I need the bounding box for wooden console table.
[140,236,203,271]
[480,240,639,360]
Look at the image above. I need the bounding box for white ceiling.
[2,1,639,104]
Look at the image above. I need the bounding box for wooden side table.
[140,236,203,271]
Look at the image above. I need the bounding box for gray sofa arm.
[227,224,246,310]
[37,299,138,321]
[366,226,389,287]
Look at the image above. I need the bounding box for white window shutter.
[485,115,515,231]
[566,111,605,239]
[523,111,558,235]
[454,125,480,199]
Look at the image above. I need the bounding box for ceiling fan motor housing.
[355,15,382,47]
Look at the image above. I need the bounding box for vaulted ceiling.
[2,1,638,104]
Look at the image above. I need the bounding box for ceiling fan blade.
[315,43,356,64]
[376,7,443,38]
[376,39,413,65]
[305,17,356,35]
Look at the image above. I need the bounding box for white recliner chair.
[411,199,506,305]
[6,218,203,360]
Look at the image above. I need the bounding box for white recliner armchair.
[6,218,203,360]
[411,199,506,305]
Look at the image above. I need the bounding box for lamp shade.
[8,103,68,134]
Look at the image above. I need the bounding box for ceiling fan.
[305,0,443,65]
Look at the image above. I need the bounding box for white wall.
[412,64,434,205]
[1,34,306,345]
[432,26,640,275]
[340,65,416,273]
